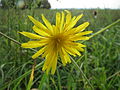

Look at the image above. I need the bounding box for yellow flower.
[20,10,93,74]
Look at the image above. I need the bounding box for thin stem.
[107,70,120,80]
[70,56,94,90]
[89,19,120,38]
[0,31,21,45]
[0,31,37,52]
[27,59,36,90]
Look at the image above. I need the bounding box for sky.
[48,0,120,9]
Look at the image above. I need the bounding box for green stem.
[0,32,21,45]
[107,70,120,80]
[0,31,37,52]
[89,19,120,38]
[70,56,94,90]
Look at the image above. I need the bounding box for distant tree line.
[0,0,51,9]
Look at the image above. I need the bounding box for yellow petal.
[32,47,45,59]
[76,22,89,32]
[72,48,81,56]
[70,36,90,41]
[70,43,85,52]
[63,41,78,46]
[64,10,70,13]
[65,16,76,30]
[63,28,76,35]
[51,53,58,74]
[64,10,72,27]
[19,32,43,39]
[65,14,83,30]
[60,12,65,31]
[63,52,71,63]
[21,41,46,48]
[65,11,71,26]
[28,16,47,30]
[41,14,53,31]
[65,54,71,63]
[75,14,83,22]
[42,54,52,71]
[52,25,57,35]
[43,52,57,74]
[76,47,84,52]
[60,48,71,64]
[64,46,81,56]
[72,31,93,39]
[77,43,86,47]
[63,47,76,56]
[56,12,61,27]
[59,49,67,66]
[41,42,55,58]
[32,25,51,36]
[76,31,93,36]
[42,45,57,72]
[74,44,85,52]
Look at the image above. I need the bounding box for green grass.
[0,8,120,90]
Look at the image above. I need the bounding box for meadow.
[0,8,120,90]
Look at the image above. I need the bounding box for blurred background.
[0,0,120,9]
[0,0,51,9]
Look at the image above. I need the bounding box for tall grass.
[0,8,120,90]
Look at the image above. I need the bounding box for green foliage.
[38,0,51,9]
[1,0,51,9]
[0,9,120,90]
[1,0,15,8]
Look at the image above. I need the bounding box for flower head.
[20,10,93,74]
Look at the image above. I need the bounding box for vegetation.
[0,8,120,90]
[0,0,51,9]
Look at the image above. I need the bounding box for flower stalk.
[70,56,94,89]
[0,31,21,45]
[89,19,120,38]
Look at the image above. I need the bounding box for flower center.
[54,34,63,44]
[55,36,62,44]
[50,34,66,50]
